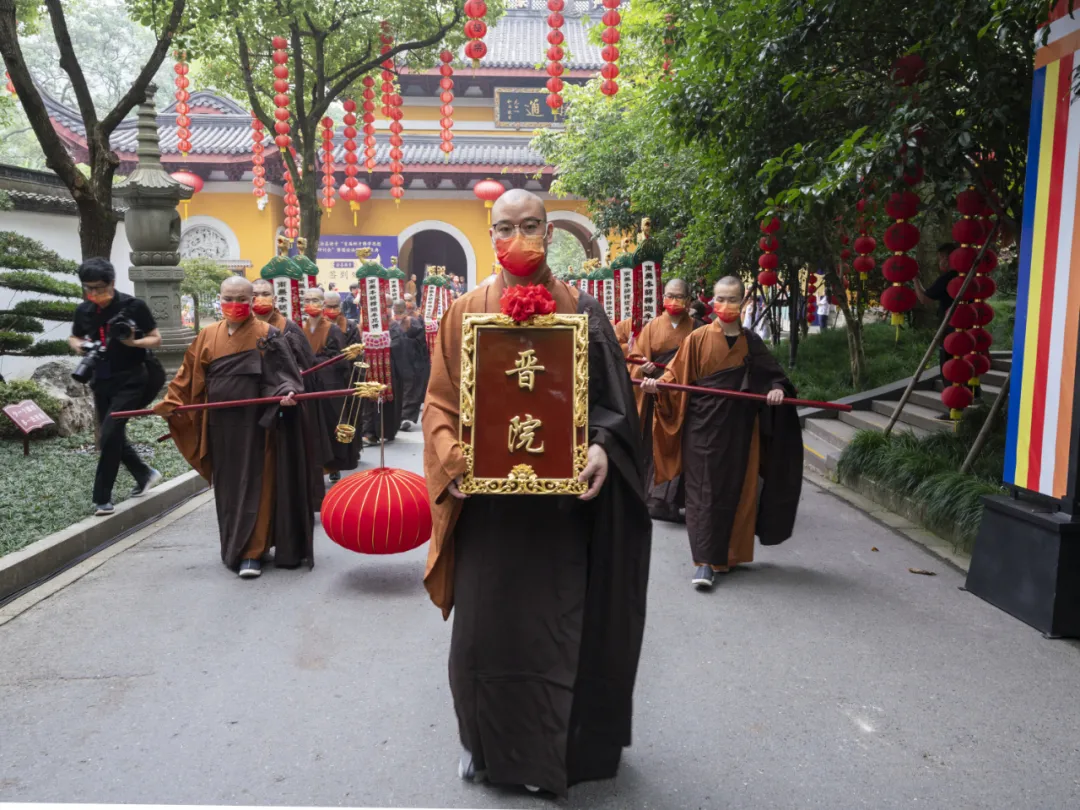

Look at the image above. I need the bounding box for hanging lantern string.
[464,0,488,68]
[174,50,191,156]
[546,0,565,110]
[438,50,455,162]
[600,0,621,96]
[250,111,267,204]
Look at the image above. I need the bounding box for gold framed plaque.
[459,312,588,495]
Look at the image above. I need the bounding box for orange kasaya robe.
[627,313,698,424]
[421,268,580,618]
[652,322,763,571]
[154,317,301,570]
[614,318,633,358]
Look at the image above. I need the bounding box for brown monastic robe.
[304,316,358,473]
[422,268,651,797]
[614,317,633,358]
[154,318,303,571]
[653,322,803,570]
[628,312,699,522]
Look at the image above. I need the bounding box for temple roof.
[484,3,605,69]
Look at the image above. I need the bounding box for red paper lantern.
[600,0,621,96]
[880,284,916,313]
[884,191,919,221]
[465,0,488,67]
[438,50,455,161]
[272,37,290,154]
[884,222,920,253]
[170,170,204,194]
[947,276,978,301]
[950,303,977,330]
[352,182,372,203]
[760,217,781,234]
[952,217,984,245]
[758,252,778,270]
[882,254,918,283]
[250,112,266,201]
[758,270,778,287]
[320,468,432,555]
[967,352,992,378]
[943,357,975,384]
[474,178,505,224]
[968,327,993,353]
[943,330,975,357]
[173,50,191,156]
[546,4,565,109]
[942,384,974,414]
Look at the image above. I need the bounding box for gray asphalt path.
[2,431,1080,810]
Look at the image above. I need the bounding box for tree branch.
[0,0,84,196]
[43,0,98,134]
[100,0,186,135]
[236,26,298,185]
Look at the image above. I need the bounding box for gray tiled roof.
[334,135,543,167]
[483,9,605,70]
[3,188,127,215]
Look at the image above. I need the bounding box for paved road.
[2,432,1080,810]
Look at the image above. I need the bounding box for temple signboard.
[494,88,564,129]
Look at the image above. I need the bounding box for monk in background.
[641,276,803,589]
[155,277,303,578]
[614,317,633,357]
[323,289,363,477]
[628,277,700,522]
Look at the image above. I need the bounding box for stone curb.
[803,468,971,574]
[0,470,208,604]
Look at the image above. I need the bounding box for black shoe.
[692,565,715,589]
[238,560,262,579]
[93,502,115,516]
[131,468,163,498]
[400,419,414,431]
[363,435,379,447]
[328,471,341,483]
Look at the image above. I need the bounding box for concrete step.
[804,416,861,450]
[871,400,955,433]
[909,388,950,413]
[932,381,1002,400]
[803,431,840,475]
[840,407,931,438]
[981,368,1009,387]
[992,357,1012,372]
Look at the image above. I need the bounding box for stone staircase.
[803,354,1012,476]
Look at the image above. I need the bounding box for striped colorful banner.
[1005,8,1080,502]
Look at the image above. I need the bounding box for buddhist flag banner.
[1005,2,1080,503]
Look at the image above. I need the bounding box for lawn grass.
[0,414,190,557]
[836,404,1008,550]
[770,298,1016,403]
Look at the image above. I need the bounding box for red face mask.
[221,301,251,322]
[304,304,324,317]
[252,298,274,316]
[85,289,113,307]
[664,302,686,317]
[495,234,546,277]
[714,303,741,323]
[323,308,340,320]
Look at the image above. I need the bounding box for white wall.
[0,209,132,380]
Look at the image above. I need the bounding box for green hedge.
[0,232,79,274]
[12,299,79,321]
[0,314,44,334]
[0,331,33,353]
[0,270,82,298]
[0,379,63,439]
[23,339,76,357]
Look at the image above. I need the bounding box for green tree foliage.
[547,228,588,275]
[160,0,505,259]
[0,231,80,357]
[535,0,1047,386]
[180,257,231,331]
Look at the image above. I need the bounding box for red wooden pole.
[631,379,852,412]
[626,356,667,370]
[301,352,347,377]
[112,387,359,419]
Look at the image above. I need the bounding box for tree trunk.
[300,166,324,261]
[787,268,799,367]
[192,292,201,333]
[74,196,118,260]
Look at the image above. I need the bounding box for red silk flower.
[500,284,557,322]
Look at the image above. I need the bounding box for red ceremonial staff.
[112,387,372,419]
[628,377,852,412]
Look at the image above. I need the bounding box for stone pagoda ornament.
[113,83,196,374]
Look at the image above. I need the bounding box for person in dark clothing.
[69,258,164,515]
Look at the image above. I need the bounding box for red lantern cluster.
[250,112,266,201]
[941,187,997,418]
[881,184,920,325]
[662,14,675,79]
[361,75,377,173]
[173,51,191,156]
[546,0,566,110]
[283,165,299,239]
[438,50,455,160]
[342,97,359,198]
[271,36,291,152]
[320,116,335,215]
[380,27,405,204]
[321,467,432,556]
[853,195,877,282]
[806,270,818,324]
[600,0,621,96]
[464,0,488,65]
[757,217,780,287]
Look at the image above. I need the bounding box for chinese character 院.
[508,414,545,454]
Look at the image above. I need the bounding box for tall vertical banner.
[966,1,1080,639]
[1004,5,1080,505]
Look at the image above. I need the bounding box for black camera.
[70,310,139,384]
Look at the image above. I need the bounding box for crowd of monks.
[152,189,803,798]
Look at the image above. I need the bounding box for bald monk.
[423,189,651,797]
[252,278,334,524]
[641,276,803,590]
[628,277,700,523]
[155,277,303,578]
[322,289,363,475]
[300,287,353,482]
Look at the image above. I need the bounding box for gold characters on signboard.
[505,349,546,392]
[508,414,545,455]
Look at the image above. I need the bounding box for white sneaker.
[525,785,540,793]
[400,419,414,431]
[131,468,163,498]
[458,750,486,782]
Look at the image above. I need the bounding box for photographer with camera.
[68,258,165,516]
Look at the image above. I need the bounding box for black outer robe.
[448,293,651,797]
[362,321,405,442]
[330,317,363,472]
[310,322,360,473]
[400,315,430,424]
[682,330,803,566]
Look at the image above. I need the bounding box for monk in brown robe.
[628,277,700,522]
[641,276,803,590]
[423,189,650,798]
[252,278,333,527]
[155,277,303,578]
[299,287,352,483]
[614,317,633,357]
[322,289,363,478]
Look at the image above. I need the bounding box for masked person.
[398,295,430,430]
[628,278,701,523]
[322,289,362,477]
[155,277,304,578]
[252,278,334,526]
[360,300,405,446]
[69,258,164,516]
[423,189,651,798]
[640,276,803,590]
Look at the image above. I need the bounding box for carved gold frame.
[459,312,588,495]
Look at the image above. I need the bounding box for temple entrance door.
[399,229,468,293]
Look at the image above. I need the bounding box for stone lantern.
[113,83,196,374]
